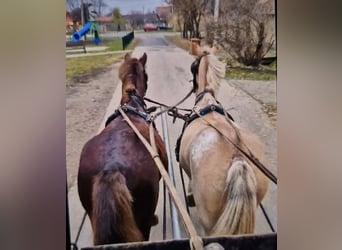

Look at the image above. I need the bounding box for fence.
[122,31,134,50]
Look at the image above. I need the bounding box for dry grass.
[165,35,191,52]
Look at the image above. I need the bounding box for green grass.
[226,67,276,81]
[66,54,124,80]
[105,37,140,52]
[105,39,124,51]
[66,38,141,81]
[268,60,277,70]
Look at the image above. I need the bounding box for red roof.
[66,12,73,23]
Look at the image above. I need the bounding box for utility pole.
[214,0,219,22]
[213,0,220,46]
[81,0,84,26]
[142,6,145,24]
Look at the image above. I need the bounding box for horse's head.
[190,43,225,97]
[119,53,148,106]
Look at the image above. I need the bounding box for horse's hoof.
[151,214,159,226]
[187,193,196,207]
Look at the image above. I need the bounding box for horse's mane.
[202,46,226,93]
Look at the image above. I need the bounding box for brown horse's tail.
[211,156,257,235]
[91,170,143,245]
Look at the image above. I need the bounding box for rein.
[144,87,194,122]
[117,106,203,250]
[192,96,277,184]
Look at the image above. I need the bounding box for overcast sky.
[107,0,167,15]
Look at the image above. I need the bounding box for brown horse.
[77,53,168,245]
[179,44,269,236]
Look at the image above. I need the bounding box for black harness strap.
[189,104,234,124]
[105,104,153,127]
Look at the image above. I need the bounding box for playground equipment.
[72,21,102,45]
[72,22,91,43]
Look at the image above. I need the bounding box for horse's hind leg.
[132,183,159,240]
[187,183,196,207]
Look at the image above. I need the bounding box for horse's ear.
[139,53,147,67]
[124,53,131,61]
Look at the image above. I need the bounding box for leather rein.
[190,90,277,185]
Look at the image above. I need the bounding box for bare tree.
[128,11,144,29]
[167,0,209,39]
[88,0,109,17]
[66,0,81,12]
[205,0,275,66]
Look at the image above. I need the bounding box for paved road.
[67,32,277,248]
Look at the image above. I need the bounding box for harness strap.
[118,107,203,250]
[193,108,277,184]
[174,105,235,162]
[105,104,152,127]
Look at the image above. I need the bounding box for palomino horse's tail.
[91,170,143,245]
[211,156,257,235]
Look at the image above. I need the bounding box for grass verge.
[165,35,276,81]
[165,35,190,52]
[226,67,276,80]
[66,54,124,81]
[66,38,140,82]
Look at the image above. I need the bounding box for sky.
[106,0,167,15]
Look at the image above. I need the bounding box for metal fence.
[122,31,134,50]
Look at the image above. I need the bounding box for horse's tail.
[211,156,257,235]
[91,169,143,245]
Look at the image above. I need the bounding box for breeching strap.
[118,107,203,250]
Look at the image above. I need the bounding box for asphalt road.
[67,32,277,248]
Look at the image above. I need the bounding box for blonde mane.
[202,46,226,94]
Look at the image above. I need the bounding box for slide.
[72,22,92,43]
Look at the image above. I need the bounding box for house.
[96,15,114,32]
[66,12,74,33]
[144,12,159,25]
[155,6,173,27]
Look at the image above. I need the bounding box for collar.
[105,93,150,127]
[131,93,147,109]
[105,104,152,127]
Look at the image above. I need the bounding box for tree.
[205,0,275,66]
[88,0,109,17]
[67,0,108,17]
[129,11,144,29]
[112,8,124,31]
[66,0,81,12]
[167,0,209,39]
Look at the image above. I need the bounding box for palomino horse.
[77,53,168,245]
[178,45,269,236]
